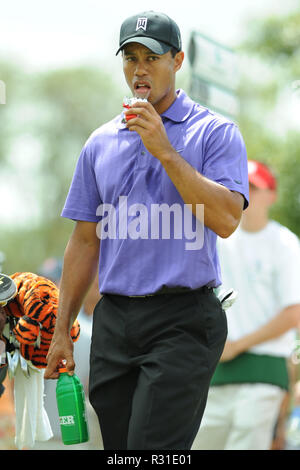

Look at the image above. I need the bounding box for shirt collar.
[161,89,195,123]
[117,89,195,129]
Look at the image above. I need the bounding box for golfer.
[45,11,249,450]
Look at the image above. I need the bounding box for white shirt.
[218,220,300,357]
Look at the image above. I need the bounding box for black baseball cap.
[116,11,182,56]
[0,274,17,306]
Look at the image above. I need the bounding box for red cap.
[248,160,277,191]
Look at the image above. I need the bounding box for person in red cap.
[193,160,300,450]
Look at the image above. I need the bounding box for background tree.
[238,5,300,236]
[0,63,124,273]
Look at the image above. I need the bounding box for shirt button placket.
[137,139,148,169]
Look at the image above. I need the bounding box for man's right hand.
[44,220,100,379]
[44,332,75,379]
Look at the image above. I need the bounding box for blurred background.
[1,0,300,273]
[1,0,300,451]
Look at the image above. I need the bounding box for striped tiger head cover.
[3,272,80,368]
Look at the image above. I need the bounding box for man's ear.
[174,51,184,73]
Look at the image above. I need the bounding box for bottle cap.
[58,360,68,373]
[0,274,17,306]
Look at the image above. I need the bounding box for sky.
[0,0,298,228]
[0,0,298,71]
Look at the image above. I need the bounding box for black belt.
[127,285,213,298]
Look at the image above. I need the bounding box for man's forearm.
[236,304,300,354]
[159,149,244,238]
[55,223,100,334]
[124,99,244,237]
[221,304,300,362]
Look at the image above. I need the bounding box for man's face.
[122,43,184,114]
[245,183,276,216]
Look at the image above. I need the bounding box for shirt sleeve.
[61,142,102,222]
[202,122,249,209]
[274,228,300,310]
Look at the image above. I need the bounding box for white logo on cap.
[136,18,147,31]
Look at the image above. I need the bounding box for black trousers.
[88,288,227,450]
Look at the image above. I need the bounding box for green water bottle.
[56,367,89,445]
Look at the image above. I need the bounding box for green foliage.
[270,131,300,236]
[30,66,124,220]
[238,6,300,237]
[243,10,300,73]
[0,61,124,274]
[0,60,25,166]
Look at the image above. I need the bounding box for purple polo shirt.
[61,89,249,295]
